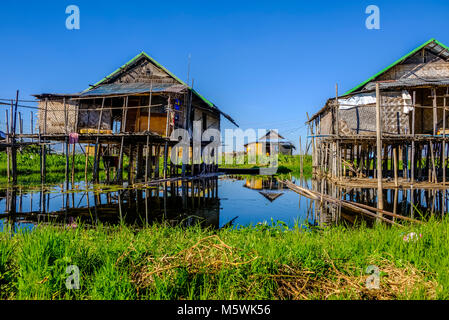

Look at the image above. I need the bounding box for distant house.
[244,130,295,156]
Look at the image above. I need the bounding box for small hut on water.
[244,130,296,156]
[308,38,449,188]
[31,52,237,184]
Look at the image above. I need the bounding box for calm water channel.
[0,175,444,232]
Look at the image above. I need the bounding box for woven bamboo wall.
[38,99,77,134]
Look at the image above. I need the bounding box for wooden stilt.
[5,110,10,182]
[393,147,398,187]
[145,83,153,184]
[117,137,125,183]
[441,88,449,185]
[376,83,384,212]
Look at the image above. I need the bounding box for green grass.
[0,218,447,300]
[0,152,91,175]
[219,154,313,176]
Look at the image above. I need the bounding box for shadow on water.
[0,178,220,232]
[0,174,446,232]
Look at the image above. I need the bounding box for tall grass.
[0,218,447,300]
[0,152,90,175]
[219,154,313,175]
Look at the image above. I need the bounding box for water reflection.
[0,175,446,232]
[309,178,448,226]
[0,178,220,232]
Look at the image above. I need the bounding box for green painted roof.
[85,51,217,109]
[344,38,449,95]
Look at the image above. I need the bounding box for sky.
[1,0,449,153]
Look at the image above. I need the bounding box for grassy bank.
[0,151,90,175]
[0,218,447,300]
[219,155,313,176]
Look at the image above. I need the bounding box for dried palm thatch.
[130,235,258,290]
[274,255,438,300]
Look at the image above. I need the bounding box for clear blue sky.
[1,0,449,152]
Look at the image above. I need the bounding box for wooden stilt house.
[33,52,237,183]
[308,38,449,187]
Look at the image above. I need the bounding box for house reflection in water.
[0,178,221,231]
[244,176,287,202]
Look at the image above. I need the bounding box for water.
[0,175,314,231]
[0,175,445,232]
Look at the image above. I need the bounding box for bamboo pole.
[433,88,437,136]
[117,136,125,183]
[299,136,303,177]
[376,83,384,211]
[393,147,398,187]
[442,88,449,185]
[93,98,105,182]
[282,180,407,225]
[5,110,10,182]
[84,143,90,182]
[430,142,437,183]
[145,82,153,184]
[411,91,416,183]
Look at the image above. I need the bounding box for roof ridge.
[82,51,220,109]
[344,38,448,95]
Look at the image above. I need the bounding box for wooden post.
[299,136,303,177]
[11,98,18,184]
[145,83,153,184]
[433,88,437,136]
[442,87,449,185]
[163,97,172,179]
[122,96,129,133]
[155,145,160,179]
[430,142,437,183]
[376,83,384,211]
[93,97,105,182]
[393,147,398,187]
[411,91,416,183]
[84,143,90,183]
[71,142,76,186]
[5,110,10,182]
[128,144,134,185]
[117,136,125,183]
[335,84,341,180]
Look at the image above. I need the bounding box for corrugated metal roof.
[79,82,187,97]
[363,78,449,90]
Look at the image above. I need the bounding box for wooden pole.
[443,88,447,185]
[93,98,105,182]
[145,83,153,184]
[393,147,398,187]
[299,136,303,177]
[11,95,18,184]
[71,142,75,186]
[376,83,384,211]
[117,136,125,183]
[84,143,89,183]
[430,142,437,183]
[433,88,437,136]
[411,91,416,183]
[5,110,10,182]
[164,97,171,179]
[335,83,341,180]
